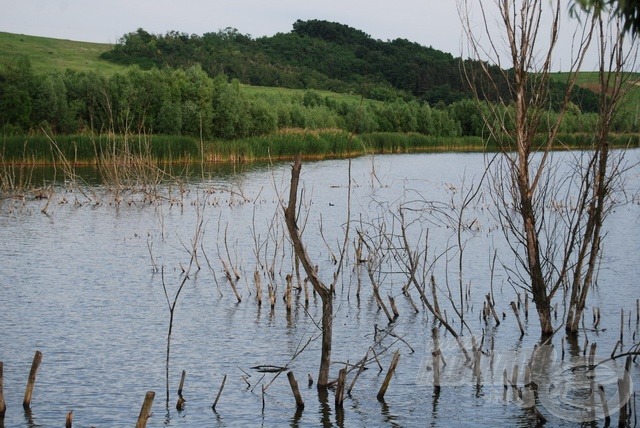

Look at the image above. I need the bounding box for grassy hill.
[551,71,640,116]
[0,32,126,75]
[0,31,375,105]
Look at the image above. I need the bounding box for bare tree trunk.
[284,155,333,388]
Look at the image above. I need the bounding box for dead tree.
[458,0,635,336]
[284,154,351,388]
[564,13,638,334]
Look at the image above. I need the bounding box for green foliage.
[96,20,487,105]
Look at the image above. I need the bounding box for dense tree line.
[0,57,457,138]
[1,56,628,140]
[99,20,600,112]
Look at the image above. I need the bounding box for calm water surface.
[1,152,639,427]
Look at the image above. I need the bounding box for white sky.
[0,0,601,71]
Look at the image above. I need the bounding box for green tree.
[178,66,215,137]
[31,72,69,132]
[449,99,486,136]
[0,57,37,130]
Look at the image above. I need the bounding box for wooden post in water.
[0,361,5,420]
[23,350,43,410]
[65,410,73,428]
[268,283,276,310]
[377,351,400,401]
[588,343,597,420]
[486,294,500,326]
[620,308,624,344]
[285,274,293,312]
[212,374,227,411]
[388,294,399,320]
[510,302,525,337]
[135,391,155,428]
[254,269,262,307]
[335,368,346,408]
[432,328,442,391]
[287,371,305,410]
[176,370,186,411]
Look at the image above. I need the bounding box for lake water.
[1,151,639,427]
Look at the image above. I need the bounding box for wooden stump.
[176,369,186,411]
[335,368,346,408]
[377,351,400,401]
[287,371,305,410]
[510,302,525,337]
[135,391,155,428]
[23,350,43,410]
[0,361,5,419]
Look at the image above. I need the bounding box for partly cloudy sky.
[0,0,600,70]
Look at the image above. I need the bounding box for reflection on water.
[0,152,638,427]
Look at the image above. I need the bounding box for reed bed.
[207,128,359,161]
[359,132,486,153]
[1,134,200,164]
[488,133,640,151]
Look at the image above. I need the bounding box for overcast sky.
[0,0,600,71]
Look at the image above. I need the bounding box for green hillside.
[551,71,640,117]
[0,32,126,75]
[0,26,635,148]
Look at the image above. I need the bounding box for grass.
[551,71,640,117]
[360,132,487,153]
[206,128,359,161]
[0,32,127,75]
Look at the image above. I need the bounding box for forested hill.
[100,19,599,111]
[101,19,468,104]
